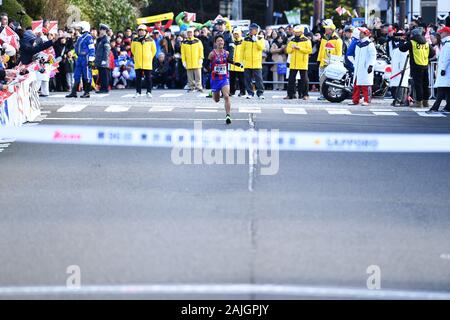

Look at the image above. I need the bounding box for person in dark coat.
[19,30,56,65]
[95,23,112,93]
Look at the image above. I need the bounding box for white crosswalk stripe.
[416,111,447,117]
[159,93,184,98]
[195,108,219,112]
[282,107,307,115]
[104,105,130,113]
[149,106,175,112]
[372,111,398,116]
[327,109,352,115]
[91,94,109,98]
[239,107,261,113]
[57,105,87,112]
[121,94,136,98]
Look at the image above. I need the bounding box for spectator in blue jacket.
[344,27,360,73]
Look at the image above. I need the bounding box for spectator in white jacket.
[427,26,450,113]
[349,27,376,106]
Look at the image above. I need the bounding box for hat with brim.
[99,23,110,31]
[293,26,304,33]
[137,24,147,31]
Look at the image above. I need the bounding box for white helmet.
[78,21,91,33]
[2,43,16,57]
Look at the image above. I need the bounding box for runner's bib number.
[214,64,227,75]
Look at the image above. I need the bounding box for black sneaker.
[80,93,90,98]
[425,108,439,114]
[225,114,232,125]
[65,93,77,98]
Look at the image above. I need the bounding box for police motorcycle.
[320,46,392,103]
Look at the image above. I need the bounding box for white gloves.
[252,35,257,41]
[101,60,107,66]
[199,59,203,65]
[182,62,187,69]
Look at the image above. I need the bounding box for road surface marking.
[104,106,130,113]
[57,105,87,112]
[440,254,450,260]
[91,94,109,98]
[41,110,52,114]
[0,144,10,148]
[283,107,307,115]
[43,117,248,121]
[372,111,398,116]
[149,106,175,112]
[197,93,209,98]
[271,95,286,99]
[327,109,352,115]
[195,108,219,112]
[416,111,447,118]
[159,93,184,98]
[0,283,449,299]
[49,94,67,98]
[370,109,394,112]
[239,107,261,113]
[121,94,136,98]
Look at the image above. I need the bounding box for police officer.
[399,27,435,108]
[66,21,96,98]
[95,23,111,94]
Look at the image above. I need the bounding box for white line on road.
[0,149,3,153]
[370,109,394,112]
[40,110,52,114]
[91,94,109,98]
[282,107,307,115]
[372,111,398,116]
[104,105,130,113]
[121,94,136,98]
[159,93,184,98]
[239,107,261,113]
[440,253,450,260]
[49,94,67,98]
[56,105,87,112]
[195,109,219,112]
[0,144,10,148]
[327,109,352,115]
[416,111,447,118]
[149,106,175,112]
[0,283,449,299]
[44,117,248,121]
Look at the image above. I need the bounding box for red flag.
[32,20,43,33]
[48,21,58,34]
[0,26,20,50]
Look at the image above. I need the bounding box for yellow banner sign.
[137,12,174,25]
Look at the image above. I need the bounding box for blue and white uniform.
[74,32,96,83]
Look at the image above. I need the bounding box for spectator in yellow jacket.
[229,27,245,96]
[131,24,157,98]
[317,19,343,100]
[284,25,312,100]
[242,23,265,99]
[181,27,204,92]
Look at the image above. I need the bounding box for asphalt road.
[1,90,450,299]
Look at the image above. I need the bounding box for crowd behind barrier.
[0,67,41,127]
[0,10,449,127]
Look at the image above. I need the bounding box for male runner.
[208,35,242,124]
